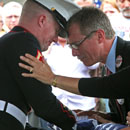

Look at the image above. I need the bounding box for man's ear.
[97,29,105,43]
[38,15,46,27]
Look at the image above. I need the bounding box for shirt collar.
[106,36,117,73]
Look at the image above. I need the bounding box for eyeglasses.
[69,30,97,49]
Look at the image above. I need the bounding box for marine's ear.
[38,14,47,28]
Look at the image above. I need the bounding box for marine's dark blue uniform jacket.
[0,26,75,130]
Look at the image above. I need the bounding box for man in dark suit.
[0,0,81,130]
[18,6,130,127]
[65,7,130,125]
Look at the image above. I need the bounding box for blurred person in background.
[100,0,120,18]
[116,0,130,18]
[74,0,96,7]
[3,1,22,32]
[108,0,130,40]
[0,6,6,37]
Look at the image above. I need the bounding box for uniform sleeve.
[78,66,130,98]
[5,33,76,129]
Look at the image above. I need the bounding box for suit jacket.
[0,26,75,130]
[79,36,130,124]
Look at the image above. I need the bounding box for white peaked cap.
[34,0,81,37]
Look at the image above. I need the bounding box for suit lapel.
[115,37,125,72]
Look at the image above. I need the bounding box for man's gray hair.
[67,6,115,39]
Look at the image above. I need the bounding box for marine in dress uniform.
[0,0,80,130]
[79,36,130,124]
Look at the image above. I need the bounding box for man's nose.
[11,16,17,21]
[72,48,79,56]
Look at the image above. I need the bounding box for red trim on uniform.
[9,26,32,33]
[60,103,76,121]
[10,30,17,33]
[36,49,44,62]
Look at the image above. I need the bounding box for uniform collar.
[10,26,32,33]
